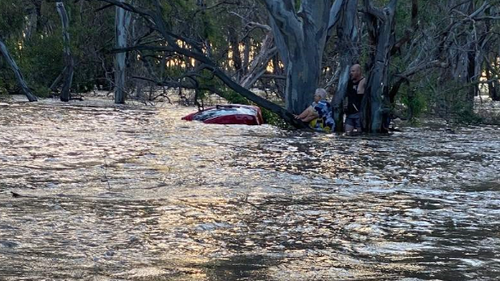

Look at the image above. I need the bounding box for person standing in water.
[344,64,366,133]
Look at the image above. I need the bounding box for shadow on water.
[0,100,499,280]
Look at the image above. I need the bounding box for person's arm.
[357,78,366,95]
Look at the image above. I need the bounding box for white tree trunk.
[363,0,398,133]
[332,0,360,131]
[261,0,345,113]
[56,2,74,102]
[114,0,131,104]
[0,39,37,102]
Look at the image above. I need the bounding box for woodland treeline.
[1,0,500,131]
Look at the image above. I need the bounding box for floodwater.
[0,99,499,280]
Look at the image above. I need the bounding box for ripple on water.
[0,100,499,280]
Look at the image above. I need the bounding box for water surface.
[0,100,499,280]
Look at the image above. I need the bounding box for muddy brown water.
[0,100,499,280]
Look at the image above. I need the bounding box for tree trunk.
[332,0,360,132]
[105,0,309,128]
[56,2,74,102]
[284,36,324,113]
[387,0,418,104]
[493,56,500,101]
[240,33,277,89]
[114,0,131,104]
[35,0,43,33]
[466,46,477,108]
[261,0,343,113]
[228,27,243,81]
[243,37,250,75]
[484,6,499,101]
[0,39,38,102]
[363,0,398,133]
[485,59,500,101]
[464,1,477,110]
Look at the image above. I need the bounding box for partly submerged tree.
[0,38,38,102]
[55,1,74,102]
[114,0,132,104]
[257,0,345,114]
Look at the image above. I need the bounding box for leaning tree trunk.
[0,39,38,102]
[56,2,74,102]
[114,0,131,104]
[332,0,360,132]
[261,0,345,114]
[363,0,397,133]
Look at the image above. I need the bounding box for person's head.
[314,88,327,102]
[350,64,362,81]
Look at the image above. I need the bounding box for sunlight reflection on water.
[0,99,499,280]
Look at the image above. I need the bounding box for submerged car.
[181,104,264,125]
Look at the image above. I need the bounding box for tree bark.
[485,58,500,101]
[332,0,359,132]
[387,0,419,103]
[363,0,398,133]
[228,27,243,81]
[0,39,38,102]
[243,37,250,75]
[484,6,500,101]
[56,2,74,102]
[260,0,343,113]
[114,0,131,104]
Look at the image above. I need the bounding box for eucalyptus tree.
[0,0,116,99]
[247,0,407,131]
[331,0,360,131]
[94,0,312,127]
[55,1,74,102]
[114,0,132,104]
[257,0,345,114]
[362,0,398,132]
[0,38,38,101]
[0,1,38,101]
[385,0,500,119]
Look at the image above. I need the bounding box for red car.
[181,104,264,125]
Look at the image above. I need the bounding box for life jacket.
[309,100,335,133]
